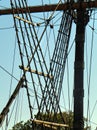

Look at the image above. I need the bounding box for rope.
[0,26,14,30]
[38,10,73,124]
[24,1,51,73]
[87,9,95,127]
[11,0,55,122]
[4,29,17,130]
[0,65,18,81]
[4,98,18,129]
[20,0,51,114]
[11,0,34,120]
[41,0,51,61]
[90,100,97,119]
[48,0,62,20]
[9,0,73,128]
[9,35,17,97]
[67,58,70,111]
[22,0,63,119]
[14,94,20,125]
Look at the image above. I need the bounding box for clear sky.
[0,0,97,130]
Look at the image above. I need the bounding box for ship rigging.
[0,0,97,130]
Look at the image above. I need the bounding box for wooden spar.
[14,15,36,26]
[0,1,97,15]
[19,66,53,79]
[31,119,69,128]
[0,77,25,126]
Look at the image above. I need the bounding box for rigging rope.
[9,35,17,97]
[37,10,73,125]
[0,65,18,81]
[5,26,18,130]
[9,0,73,129]
[87,10,95,127]
[67,58,70,111]
[10,0,54,121]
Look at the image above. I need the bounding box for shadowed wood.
[0,1,97,15]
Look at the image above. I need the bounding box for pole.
[0,77,25,127]
[73,8,89,130]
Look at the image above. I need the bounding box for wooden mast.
[73,7,89,130]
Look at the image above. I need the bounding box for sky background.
[0,0,97,130]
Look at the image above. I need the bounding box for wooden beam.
[0,1,97,15]
[14,15,36,25]
[19,66,53,79]
[32,119,69,127]
[0,77,25,127]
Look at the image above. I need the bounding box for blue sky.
[0,0,97,129]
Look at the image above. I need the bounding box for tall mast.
[73,5,89,130]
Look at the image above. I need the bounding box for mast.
[73,5,89,130]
